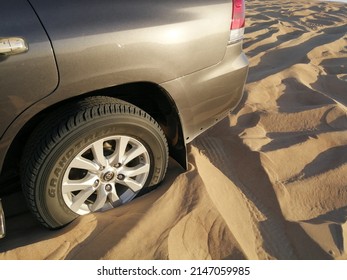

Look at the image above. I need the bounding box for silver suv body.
[0,0,248,237]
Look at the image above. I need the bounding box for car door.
[0,0,58,137]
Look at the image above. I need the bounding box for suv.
[0,0,248,237]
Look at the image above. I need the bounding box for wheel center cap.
[103,171,115,182]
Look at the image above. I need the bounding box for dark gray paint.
[0,0,248,172]
[28,0,231,90]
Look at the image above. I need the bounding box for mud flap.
[0,198,5,238]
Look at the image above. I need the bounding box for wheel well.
[1,82,187,188]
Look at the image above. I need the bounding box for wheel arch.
[1,82,187,186]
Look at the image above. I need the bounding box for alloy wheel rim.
[61,135,150,215]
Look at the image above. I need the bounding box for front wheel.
[21,97,169,229]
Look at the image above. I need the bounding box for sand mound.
[1,0,346,259]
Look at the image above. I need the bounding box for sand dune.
[0,0,346,259]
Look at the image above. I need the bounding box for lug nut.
[114,163,122,168]
[117,174,125,180]
[93,180,100,187]
[105,184,112,192]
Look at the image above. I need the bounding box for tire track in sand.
[191,135,297,259]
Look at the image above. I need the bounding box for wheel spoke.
[122,178,143,193]
[70,155,100,172]
[115,136,130,164]
[123,145,147,165]
[123,163,150,177]
[107,151,118,166]
[89,187,120,212]
[70,187,95,213]
[108,190,121,206]
[62,174,98,193]
[91,139,107,167]
[89,189,108,212]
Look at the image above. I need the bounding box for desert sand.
[0,0,346,260]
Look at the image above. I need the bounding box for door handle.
[0,37,28,55]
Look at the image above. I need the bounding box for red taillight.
[231,0,245,30]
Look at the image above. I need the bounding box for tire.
[21,96,169,229]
